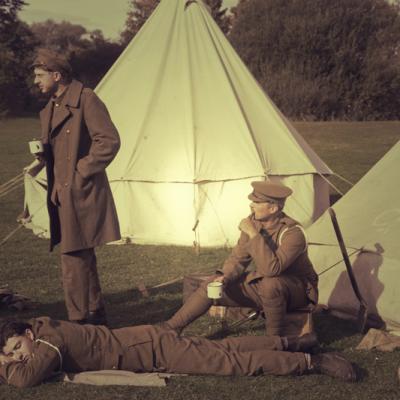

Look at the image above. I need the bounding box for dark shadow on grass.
[102,282,184,328]
[0,282,185,329]
[0,300,69,322]
[314,312,359,344]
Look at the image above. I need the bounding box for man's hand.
[23,158,45,177]
[34,153,46,163]
[0,353,12,365]
[213,275,226,285]
[239,217,258,239]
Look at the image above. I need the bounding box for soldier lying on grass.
[0,317,357,388]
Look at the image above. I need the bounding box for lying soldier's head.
[0,319,34,362]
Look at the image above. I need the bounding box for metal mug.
[207,281,223,300]
[29,139,44,154]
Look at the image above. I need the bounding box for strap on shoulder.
[35,339,63,371]
[278,225,308,253]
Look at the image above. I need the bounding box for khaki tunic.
[0,317,307,388]
[40,80,121,253]
[219,213,318,300]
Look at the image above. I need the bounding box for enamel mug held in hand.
[207,281,223,299]
[29,139,44,154]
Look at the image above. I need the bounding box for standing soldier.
[31,49,121,325]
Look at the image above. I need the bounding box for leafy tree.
[70,30,124,88]
[30,20,90,54]
[229,0,400,120]
[0,0,36,115]
[121,0,231,45]
[0,0,25,30]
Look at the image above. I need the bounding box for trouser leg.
[87,251,104,312]
[165,277,214,330]
[61,248,103,320]
[166,276,258,331]
[155,330,307,376]
[217,335,285,352]
[253,276,308,336]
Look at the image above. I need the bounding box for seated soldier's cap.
[31,49,72,75]
[248,181,293,203]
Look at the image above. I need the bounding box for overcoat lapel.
[50,80,84,135]
[64,80,83,108]
[50,105,71,134]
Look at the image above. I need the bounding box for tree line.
[1,0,399,120]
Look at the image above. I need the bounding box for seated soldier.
[164,180,318,336]
[0,317,356,388]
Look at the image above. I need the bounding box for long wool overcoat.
[40,80,121,253]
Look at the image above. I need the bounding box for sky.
[20,0,239,41]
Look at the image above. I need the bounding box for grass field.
[0,118,399,399]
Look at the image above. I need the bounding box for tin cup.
[29,139,44,154]
[207,281,223,300]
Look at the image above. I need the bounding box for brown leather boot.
[285,332,319,352]
[87,308,108,326]
[310,353,358,382]
[165,287,212,333]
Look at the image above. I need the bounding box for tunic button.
[66,129,70,133]
[64,183,68,187]
[55,103,59,107]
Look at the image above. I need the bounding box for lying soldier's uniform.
[0,317,309,387]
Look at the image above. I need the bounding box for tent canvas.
[307,140,400,331]
[24,0,332,246]
[21,163,49,239]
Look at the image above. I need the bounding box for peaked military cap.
[248,181,293,203]
[32,49,72,76]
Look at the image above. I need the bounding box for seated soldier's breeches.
[166,273,309,335]
[251,275,309,335]
[253,275,308,310]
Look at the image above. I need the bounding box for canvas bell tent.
[22,165,49,239]
[23,0,332,246]
[307,141,400,331]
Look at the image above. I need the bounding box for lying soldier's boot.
[310,353,358,382]
[286,332,318,352]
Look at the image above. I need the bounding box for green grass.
[0,118,400,399]
[293,121,400,195]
